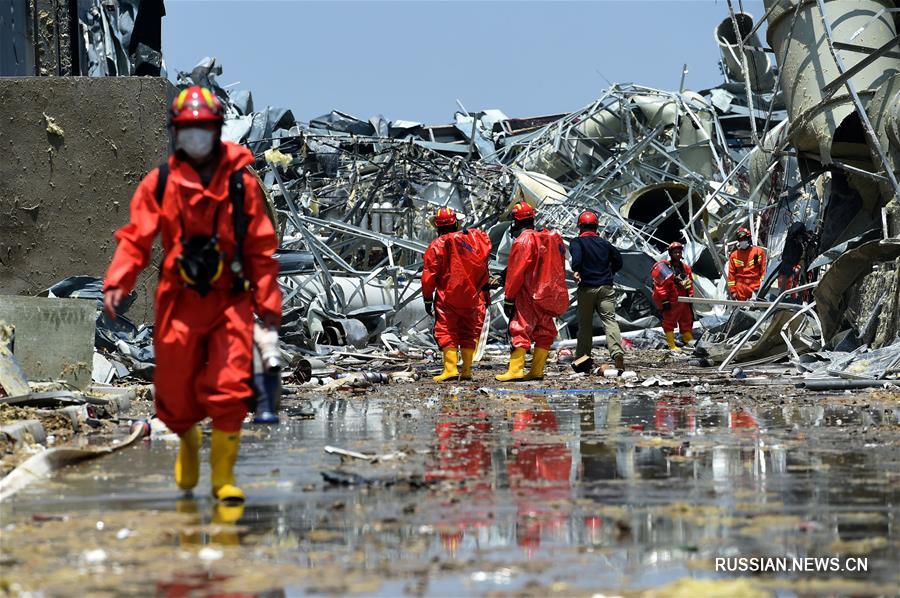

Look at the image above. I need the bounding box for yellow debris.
[264,148,292,169]
[43,113,64,138]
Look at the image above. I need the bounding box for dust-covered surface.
[2,352,899,596]
[0,76,171,323]
[0,404,75,477]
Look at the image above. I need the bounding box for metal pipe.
[797,378,900,390]
[678,296,805,310]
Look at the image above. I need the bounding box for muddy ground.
[1,350,898,596]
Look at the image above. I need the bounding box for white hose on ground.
[0,420,150,501]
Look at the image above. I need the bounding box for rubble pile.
[3,3,899,390]
[161,3,900,385]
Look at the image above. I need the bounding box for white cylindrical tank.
[765,0,900,161]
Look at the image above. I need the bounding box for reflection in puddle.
[4,391,898,594]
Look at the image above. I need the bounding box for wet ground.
[2,353,899,596]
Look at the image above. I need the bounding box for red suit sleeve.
[421,239,444,301]
[103,170,162,295]
[505,233,536,301]
[684,263,695,297]
[726,251,737,290]
[241,172,282,324]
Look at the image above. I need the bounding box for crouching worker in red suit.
[651,241,694,351]
[102,86,281,504]
[497,202,568,382]
[422,207,492,382]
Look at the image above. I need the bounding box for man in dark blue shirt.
[570,211,624,371]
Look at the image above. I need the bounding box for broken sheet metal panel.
[815,239,900,350]
[78,0,134,76]
[808,339,900,380]
[453,109,508,162]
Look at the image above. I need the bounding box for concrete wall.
[0,76,172,322]
[0,295,96,389]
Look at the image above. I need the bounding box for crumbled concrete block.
[0,296,97,389]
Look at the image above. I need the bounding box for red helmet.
[511,201,536,221]
[668,241,684,253]
[578,211,599,226]
[171,85,224,126]
[736,227,751,240]
[433,207,458,227]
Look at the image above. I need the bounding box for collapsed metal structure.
[168,1,900,375]
[54,1,874,381]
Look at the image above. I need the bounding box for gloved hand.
[503,299,516,319]
[661,300,671,312]
[424,298,434,317]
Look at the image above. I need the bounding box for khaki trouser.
[575,285,623,360]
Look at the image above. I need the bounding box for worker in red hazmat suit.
[651,241,694,351]
[496,202,568,381]
[727,227,766,301]
[102,86,281,504]
[422,207,492,381]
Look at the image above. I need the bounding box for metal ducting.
[715,12,777,93]
[764,0,900,162]
[621,183,707,250]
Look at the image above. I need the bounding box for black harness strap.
[155,163,169,205]
[230,169,247,273]
[153,162,249,292]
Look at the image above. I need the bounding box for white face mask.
[738,239,750,249]
[176,128,216,160]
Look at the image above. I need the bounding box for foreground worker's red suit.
[422,229,491,349]
[104,142,281,435]
[505,228,568,349]
[651,259,694,333]
[727,245,766,300]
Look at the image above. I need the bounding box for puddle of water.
[3,391,898,595]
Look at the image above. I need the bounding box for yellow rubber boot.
[211,502,244,546]
[496,348,527,382]
[665,331,681,351]
[524,347,550,381]
[459,347,476,380]
[174,425,201,491]
[433,347,459,382]
[210,429,244,503]
[682,331,694,347]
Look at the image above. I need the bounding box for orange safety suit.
[422,228,491,350]
[727,245,766,300]
[104,142,281,435]
[505,228,568,350]
[651,259,694,334]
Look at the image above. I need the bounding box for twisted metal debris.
[169,1,900,382]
